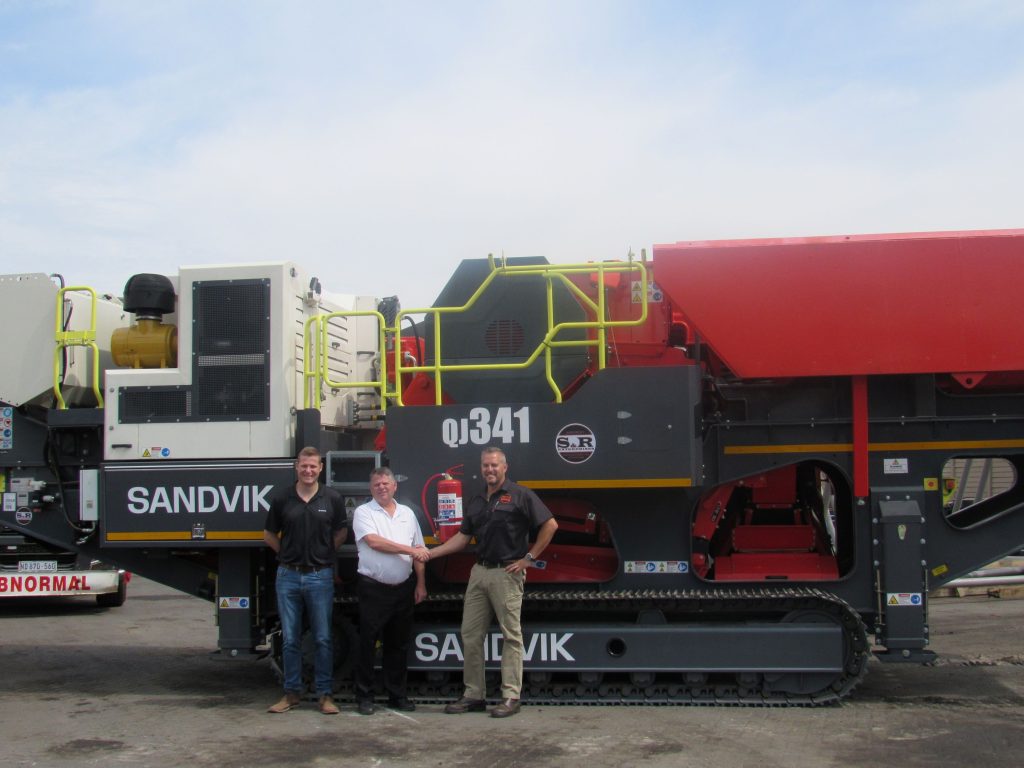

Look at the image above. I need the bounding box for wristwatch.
[524,552,536,562]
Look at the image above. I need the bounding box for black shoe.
[444,696,487,714]
[490,698,521,718]
[357,699,375,716]
[387,697,416,712]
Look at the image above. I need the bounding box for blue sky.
[2,0,1023,309]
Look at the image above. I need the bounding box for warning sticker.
[886,592,922,607]
[624,560,689,574]
[1,406,13,450]
[630,281,665,304]
[218,597,251,610]
[883,458,909,474]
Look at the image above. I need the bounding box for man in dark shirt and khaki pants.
[426,446,558,718]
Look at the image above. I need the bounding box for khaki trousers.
[460,563,526,700]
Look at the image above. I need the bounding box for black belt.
[280,563,331,574]
[359,574,413,588]
[477,558,517,568]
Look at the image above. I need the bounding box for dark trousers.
[355,575,416,701]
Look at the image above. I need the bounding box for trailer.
[2,229,1023,704]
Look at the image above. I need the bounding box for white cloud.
[1,1,1022,309]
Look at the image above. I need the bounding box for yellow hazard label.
[142,449,151,458]
[886,592,922,606]
[219,598,229,608]
[931,564,949,577]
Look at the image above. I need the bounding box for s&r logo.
[555,423,596,464]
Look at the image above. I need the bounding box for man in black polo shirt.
[426,446,558,718]
[263,446,348,715]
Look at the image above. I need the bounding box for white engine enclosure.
[104,262,380,461]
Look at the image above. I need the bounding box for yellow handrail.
[302,256,649,413]
[393,257,649,405]
[303,310,390,414]
[53,286,104,409]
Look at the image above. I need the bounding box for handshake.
[410,546,432,563]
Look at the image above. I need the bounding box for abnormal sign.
[0,571,120,597]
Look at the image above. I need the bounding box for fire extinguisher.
[436,474,463,543]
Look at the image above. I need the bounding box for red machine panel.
[653,229,1024,378]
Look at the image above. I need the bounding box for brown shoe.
[490,698,520,718]
[444,696,487,714]
[267,693,301,713]
[319,695,340,715]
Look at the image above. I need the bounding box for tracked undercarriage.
[278,587,869,706]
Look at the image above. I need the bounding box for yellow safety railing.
[393,256,649,405]
[303,310,391,412]
[53,286,104,409]
[302,255,649,412]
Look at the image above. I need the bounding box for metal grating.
[484,319,525,356]
[194,281,269,356]
[195,364,268,419]
[120,388,191,423]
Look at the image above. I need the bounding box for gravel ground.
[2,578,1023,768]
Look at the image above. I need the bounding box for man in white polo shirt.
[352,466,428,715]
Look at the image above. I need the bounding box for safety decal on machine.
[1,406,13,450]
[141,446,172,459]
[883,458,909,474]
[886,592,922,606]
[218,597,250,609]
[2,492,15,513]
[631,281,664,304]
[624,560,689,574]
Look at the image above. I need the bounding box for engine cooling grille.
[484,318,525,356]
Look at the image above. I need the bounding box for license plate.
[18,560,57,572]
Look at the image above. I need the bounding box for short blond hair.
[296,446,321,462]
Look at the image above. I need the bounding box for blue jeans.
[276,566,335,696]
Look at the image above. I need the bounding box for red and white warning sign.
[0,571,120,597]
